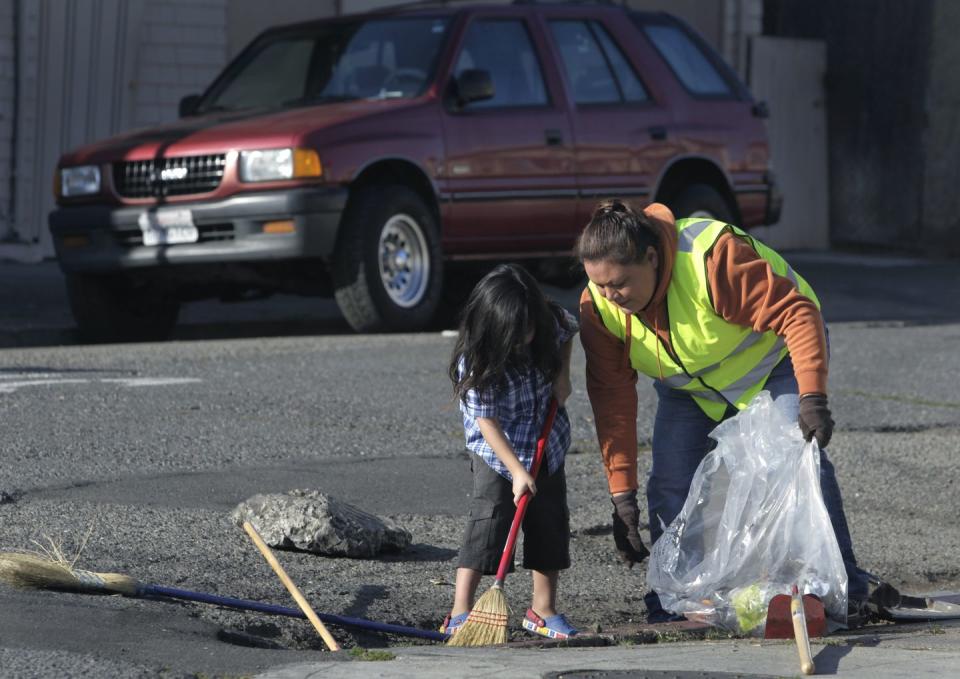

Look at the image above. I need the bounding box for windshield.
[198,17,451,112]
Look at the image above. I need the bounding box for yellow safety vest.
[588,218,820,421]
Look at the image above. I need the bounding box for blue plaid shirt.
[458,308,578,481]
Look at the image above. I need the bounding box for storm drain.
[544,671,781,679]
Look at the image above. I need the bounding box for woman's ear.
[647,246,659,269]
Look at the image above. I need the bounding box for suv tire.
[668,184,735,223]
[66,273,180,343]
[333,185,443,332]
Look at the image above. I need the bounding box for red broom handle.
[493,398,559,584]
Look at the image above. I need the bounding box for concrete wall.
[921,0,960,255]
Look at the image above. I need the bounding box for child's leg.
[522,464,571,618]
[531,569,559,618]
[450,456,515,618]
[452,567,483,617]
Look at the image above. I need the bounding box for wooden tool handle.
[243,521,341,651]
[791,586,816,675]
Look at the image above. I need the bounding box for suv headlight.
[60,166,101,197]
[238,148,322,182]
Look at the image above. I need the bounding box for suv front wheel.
[332,185,443,332]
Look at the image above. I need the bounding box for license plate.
[138,209,198,246]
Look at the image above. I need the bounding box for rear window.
[642,23,732,97]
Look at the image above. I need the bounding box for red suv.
[50,2,780,340]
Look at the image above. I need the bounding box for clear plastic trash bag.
[646,391,847,635]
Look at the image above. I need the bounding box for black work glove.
[611,490,650,568]
[798,392,835,449]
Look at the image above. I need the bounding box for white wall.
[748,37,829,251]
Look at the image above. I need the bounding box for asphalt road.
[0,252,958,678]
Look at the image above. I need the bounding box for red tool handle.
[493,398,559,584]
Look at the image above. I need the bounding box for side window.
[591,22,649,103]
[454,20,548,109]
[643,24,732,97]
[549,20,619,104]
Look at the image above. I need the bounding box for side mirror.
[179,94,202,118]
[454,69,494,107]
[751,100,769,119]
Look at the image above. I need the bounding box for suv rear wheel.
[66,273,180,342]
[668,183,735,223]
[332,185,443,332]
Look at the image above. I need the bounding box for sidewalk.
[255,618,960,678]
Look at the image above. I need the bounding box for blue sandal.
[440,611,470,637]
[522,608,579,639]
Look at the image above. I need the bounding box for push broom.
[448,398,558,647]
[0,551,445,642]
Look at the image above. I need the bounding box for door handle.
[545,129,563,146]
[649,126,667,141]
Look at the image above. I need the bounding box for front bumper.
[49,187,348,273]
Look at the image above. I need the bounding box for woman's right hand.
[512,469,537,505]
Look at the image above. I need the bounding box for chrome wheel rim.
[378,213,430,308]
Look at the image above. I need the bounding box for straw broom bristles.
[446,583,509,647]
[0,552,141,596]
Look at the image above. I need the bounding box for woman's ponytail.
[577,198,659,264]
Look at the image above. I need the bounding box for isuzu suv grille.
[113,155,226,198]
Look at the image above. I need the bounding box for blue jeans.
[643,356,871,621]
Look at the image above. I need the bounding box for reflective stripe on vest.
[588,218,819,421]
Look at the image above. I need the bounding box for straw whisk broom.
[448,399,557,647]
[0,550,445,641]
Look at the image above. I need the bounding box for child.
[442,263,580,640]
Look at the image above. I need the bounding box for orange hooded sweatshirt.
[579,203,828,494]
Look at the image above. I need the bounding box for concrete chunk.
[231,490,411,558]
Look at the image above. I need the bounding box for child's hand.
[511,469,537,505]
[552,375,572,406]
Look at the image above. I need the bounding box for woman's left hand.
[552,375,572,406]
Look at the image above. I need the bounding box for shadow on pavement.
[813,643,855,674]
[6,250,960,349]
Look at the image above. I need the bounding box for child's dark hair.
[449,263,568,404]
[575,199,659,265]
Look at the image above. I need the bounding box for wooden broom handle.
[243,521,341,651]
[494,399,558,583]
[791,585,815,675]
